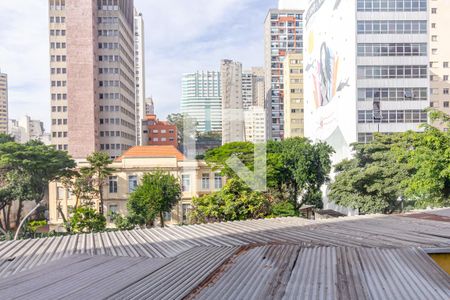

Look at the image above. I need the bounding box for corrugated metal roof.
[194,246,449,300]
[0,255,171,300]
[1,211,450,279]
[1,246,448,300]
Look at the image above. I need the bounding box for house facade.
[48,146,223,230]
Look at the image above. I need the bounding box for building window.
[57,187,65,200]
[109,204,118,216]
[444,102,449,108]
[201,174,210,190]
[214,173,223,189]
[444,89,449,95]
[182,174,190,192]
[444,62,449,68]
[128,175,138,193]
[432,8,437,14]
[109,176,118,193]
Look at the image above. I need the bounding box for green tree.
[127,171,181,227]
[0,140,75,232]
[328,134,410,214]
[61,169,96,210]
[204,138,334,211]
[68,206,106,233]
[279,138,334,210]
[393,126,450,208]
[190,178,271,224]
[81,152,115,215]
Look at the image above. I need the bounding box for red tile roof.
[115,146,184,161]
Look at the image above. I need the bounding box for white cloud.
[0,0,50,128]
[0,0,275,128]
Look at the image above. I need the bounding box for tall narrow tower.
[49,0,136,158]
[221,59,244,144]
[0,71,8,134]
[264,9,304,141]
[134,10,146,145]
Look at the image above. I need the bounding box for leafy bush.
[68,206,106,233]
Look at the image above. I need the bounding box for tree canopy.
[81,152,115,215]
[127,171,181,227]
[328,134,409,214]
[190,178,271,223]
[329,112,450,213]
[204,138,334,211]
[0,140,75,232]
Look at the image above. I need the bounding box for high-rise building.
[9,115,50,144]
[429,0,450,131]
[221,59,244,144]
[134,10,146,145]
[251,67,266,107]
[242,67,266,109]
[49,0,136,158]
[264,9,304,141]
[181,71,222,133]
[304,0,429,162]
[283,53,304,138]
[145,97,154,115]
[244,107,267,143]
[242,71,254,110]
[0,71,7,134]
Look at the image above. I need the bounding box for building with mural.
[304,0,429,162]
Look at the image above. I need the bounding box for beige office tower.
[49,0,136,158]
[429,1,450,131]
[134,10,146,145]
[0,71,7,134]
[283,53,304,138]
[220,59,244,144]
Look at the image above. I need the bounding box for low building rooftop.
[0,209,449,298]
[115,145,185,162]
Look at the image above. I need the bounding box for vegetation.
[329,111,450,213]
[204,138,334,212]
[0,137,75,234]
[127,171,181,227]
[328,134,409,214]
[80,152,115,215]
[190,178,271,223]
[189,138,333,223]
[66,206,106,233]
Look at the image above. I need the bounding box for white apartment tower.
[264,9,304,141]
[134,10,146,145]
[181,71,222,133]
[221,59,245,144]
[304,0,429,161]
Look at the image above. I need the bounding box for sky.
[0,0,281,130]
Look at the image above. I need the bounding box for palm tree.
[82,152,115,215]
